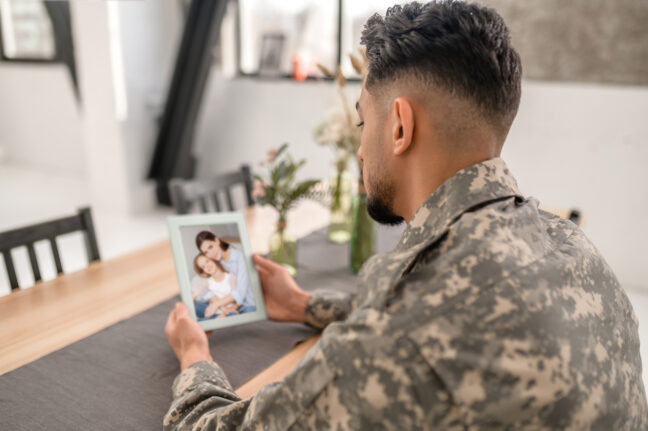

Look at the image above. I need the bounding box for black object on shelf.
[148,0,228,205]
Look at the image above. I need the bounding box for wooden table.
[0,202,328,398]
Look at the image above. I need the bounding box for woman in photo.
[192,254,239,320]
[195,231,257,314]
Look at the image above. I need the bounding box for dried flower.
[336,69,347,88]
[349,50,366,75]
[314,49,367,172]
[317,63,335,78]
[267,148,279,162]
[251,179,266,200]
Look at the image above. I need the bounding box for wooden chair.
[567,209,582,226]
[0,207,101,291]
[542,207,584,227]
[169,165,254,214]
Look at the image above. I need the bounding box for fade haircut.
[361,1,522,137]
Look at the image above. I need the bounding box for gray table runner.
[0,225,403,430]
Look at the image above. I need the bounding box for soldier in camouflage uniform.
[164,1,648,429]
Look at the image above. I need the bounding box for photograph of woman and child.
[188,230,257,321]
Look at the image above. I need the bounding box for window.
[0,0,55,60]
[0,0,78,96]
[238,0,411,80]
[339,0,408,77]
[238,0,338,79]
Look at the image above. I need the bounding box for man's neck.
[400,153,498,223]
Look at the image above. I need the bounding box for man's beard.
[366,173,404,226]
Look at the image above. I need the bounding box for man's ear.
[392,97,414,155]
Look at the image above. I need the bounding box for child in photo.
[195,231,257,314]
[192,254,239,320]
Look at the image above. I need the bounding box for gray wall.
[482,0,648,86]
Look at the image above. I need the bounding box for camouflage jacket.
[164,158,647,430]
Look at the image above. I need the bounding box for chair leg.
[241,164,254,206]
[212,193,222,212]
[199,196,209,213]
[49,237,64,274]
[225,189,235,212]
[27,243,42,283]
[2,250,19,291]
[79,207,101,262]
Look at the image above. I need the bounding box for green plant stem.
[332,171,343,211]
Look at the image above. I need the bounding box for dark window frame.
[236,0,361,81]
[0,0,79,98]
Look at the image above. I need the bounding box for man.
[164,1,648,429]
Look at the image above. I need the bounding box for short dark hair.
[195,231,230,251]
[361,1,522,134]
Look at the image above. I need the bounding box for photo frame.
[258,33,285,77]
[167,212,267,331]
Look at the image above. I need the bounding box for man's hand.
[165,302,213,370]
[253,254,310,323]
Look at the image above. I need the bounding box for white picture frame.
[167,212,267,331]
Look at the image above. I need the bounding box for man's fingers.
[166,302,189,334]
[165,304,179,336]
[253,254,277,273]
[175,301,189,317]
[256,264,270,277]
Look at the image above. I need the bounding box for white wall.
[71,1,132,212]
[194,76,648,291]
[0,63,83,174]
[194,75,361,182]
[116,0,182,212]
[70,0,182,214]
[0,0,181,214]
[502,81,648,291]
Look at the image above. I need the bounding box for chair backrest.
[0,207,101,291]
[169,165,254,214]
[568,209,582,226]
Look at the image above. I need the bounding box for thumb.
[175,302,190,318]
[254,253,280,273]
[256,264,270,277]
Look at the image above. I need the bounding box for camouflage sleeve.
[163,327,458,429]
[304,289,357,329]
[164,361,247,430]
[163,338,337,430]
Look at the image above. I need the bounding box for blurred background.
[0,0,646,369]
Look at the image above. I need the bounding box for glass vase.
[269,221,297,276]
[350,191,376,274]
[329,165,353,243]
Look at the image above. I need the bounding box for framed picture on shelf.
[258,33,285,77]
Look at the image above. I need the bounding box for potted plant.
[252,143,318,275]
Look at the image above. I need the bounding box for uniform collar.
[355,158,524,311]
[396,157,523,253]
